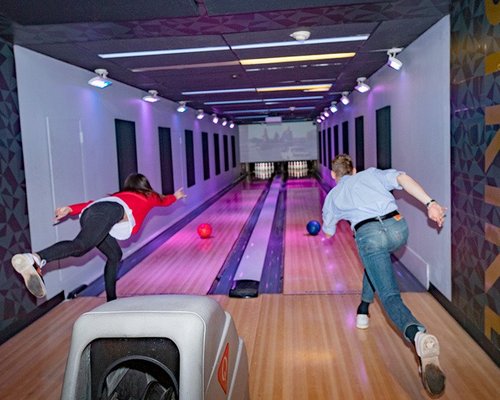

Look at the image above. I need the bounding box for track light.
[196,109,205,119]
[222,118,228,126]
[355,77,370,93]
[316,117,322,124]
[229,121,235,128]
[323,108,330,118]
[88,68,112,88]
[177,101,187,112]
[329,101,338,113]
[142,90,159,103]
[212,114,219,124]
[320,115,325,121]
[387,48,403,71]
[340,92,350,105]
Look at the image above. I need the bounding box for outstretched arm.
[174,187,187,200]
[54,206,72,223]
[396,174,447,228]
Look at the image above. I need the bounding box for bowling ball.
[197,223,213,239]
[306,220,321,236]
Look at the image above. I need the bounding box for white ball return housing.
[61,295,249,400]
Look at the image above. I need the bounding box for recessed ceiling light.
[99,34,370,59]
[204,96,323,105]
[240,53,355,66]
[256,84,332,93]
[182,88,256,95]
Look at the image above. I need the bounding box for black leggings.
[38,202,125,301]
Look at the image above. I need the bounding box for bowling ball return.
[61,295,249,400]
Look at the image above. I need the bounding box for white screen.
[239,121,318,162]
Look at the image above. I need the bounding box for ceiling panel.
[0,0,449,123]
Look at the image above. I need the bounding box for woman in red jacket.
[11,173,186,301]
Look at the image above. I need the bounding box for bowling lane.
[114,180,266,297]
[283,178,364,294]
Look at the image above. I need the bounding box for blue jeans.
[355,216,424,340]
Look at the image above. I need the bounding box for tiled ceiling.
[0,0,449,123]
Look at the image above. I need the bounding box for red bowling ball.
[197,223,213,239]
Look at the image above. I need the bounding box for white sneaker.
[356,314,369,329]
[11,253,46,298]
[415,332,445,396]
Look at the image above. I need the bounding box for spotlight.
[88,68,112,88]
[142,90,159,103]
[387,48,403,70]
[177,101,187,112]
[329,101,338,113]
[340,92,350,105]
[212,114,219,124]
[222,118,228,126]
[320,115,325,121]
[323,108,330,118]
[229,121,235,128]
[316,117,322,124]
[196,109,205,119]
[355,77,370,93]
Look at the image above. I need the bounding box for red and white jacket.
[68,191,177,235]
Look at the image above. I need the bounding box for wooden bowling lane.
[214,293,500,400]
[1,294,498,399]
[113,180,265,297]
[0,297,105,400]
[283,178,364,294]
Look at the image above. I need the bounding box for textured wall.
[450,0,499,351]
[0,38,37,332]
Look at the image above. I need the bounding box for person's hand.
[54,206,72,223]
[174,187,186,200]
[427,202,447,228]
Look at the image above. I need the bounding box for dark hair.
[122,173,161,197]
[331,154,354,179]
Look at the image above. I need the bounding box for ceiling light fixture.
[182,88,255,95]
[229,121,235,128]
[225,106,315,114]
[177,101,187,112]
[355,77,370,93]
[290,30,311,41]
[257,84,332,93]
[142,90,159,103]
[99,35,370,59]
[222,118,228,126]
[232,34,369,50]
[88,68,112,88]
[185,84,331,96]
[323,108,330,117]
[387,47,403,70]
[239,52,355,66]
[316,117,322,124]
[196,109,205,119]
[204,95,323,105]
[212,114,219,124]
[340,92,350,105]
[329,101,338,113]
